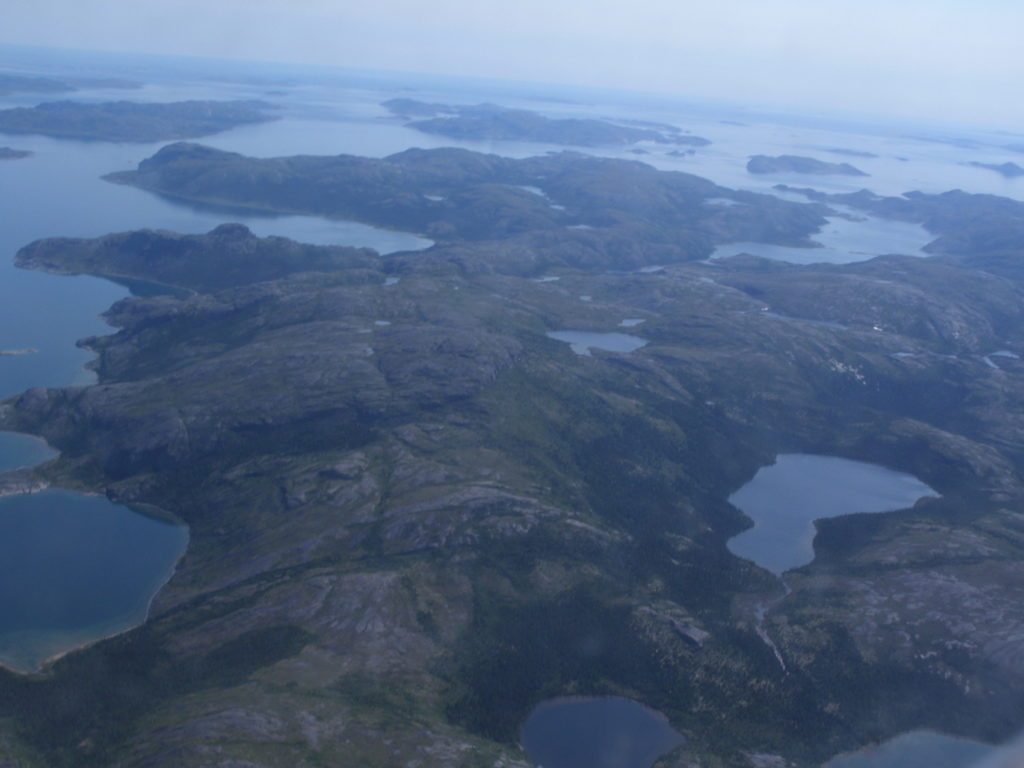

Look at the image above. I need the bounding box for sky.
[3,0,1024,128]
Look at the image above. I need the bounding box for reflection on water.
[728,454,936,574]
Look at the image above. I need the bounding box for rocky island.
[1,146,1023,768]
[747,154,869,176]
[384,98,712,147]
[0,72,139,95]
[15,224,379,293]
[0,100,278,142]
[966,160,1024,178]
[0,72,74,96]
[0,147,32,160]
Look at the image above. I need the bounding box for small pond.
[521,697,685,768]
[727,454,936,574]
[547,331,648,356]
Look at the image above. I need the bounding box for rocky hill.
[1,149,1024,768]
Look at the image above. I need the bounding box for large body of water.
[727,454,937,574]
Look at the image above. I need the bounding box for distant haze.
[4,0,1024,128]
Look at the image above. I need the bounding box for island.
[0,147,32,160]
[2,142,1024,768]
[0,100,279,142]
[0,72,140,96]
[966,160,1024,178]
[0,73,74,96]
[383,98,712,147]
[0,348,36,356]
[822,147,879,158]
[747,154,869,176]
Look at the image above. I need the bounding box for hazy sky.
[4,0,1024,127]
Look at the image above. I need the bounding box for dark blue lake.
[728,454,936,574]
[0,490,188,672]
[521,697,685,768]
